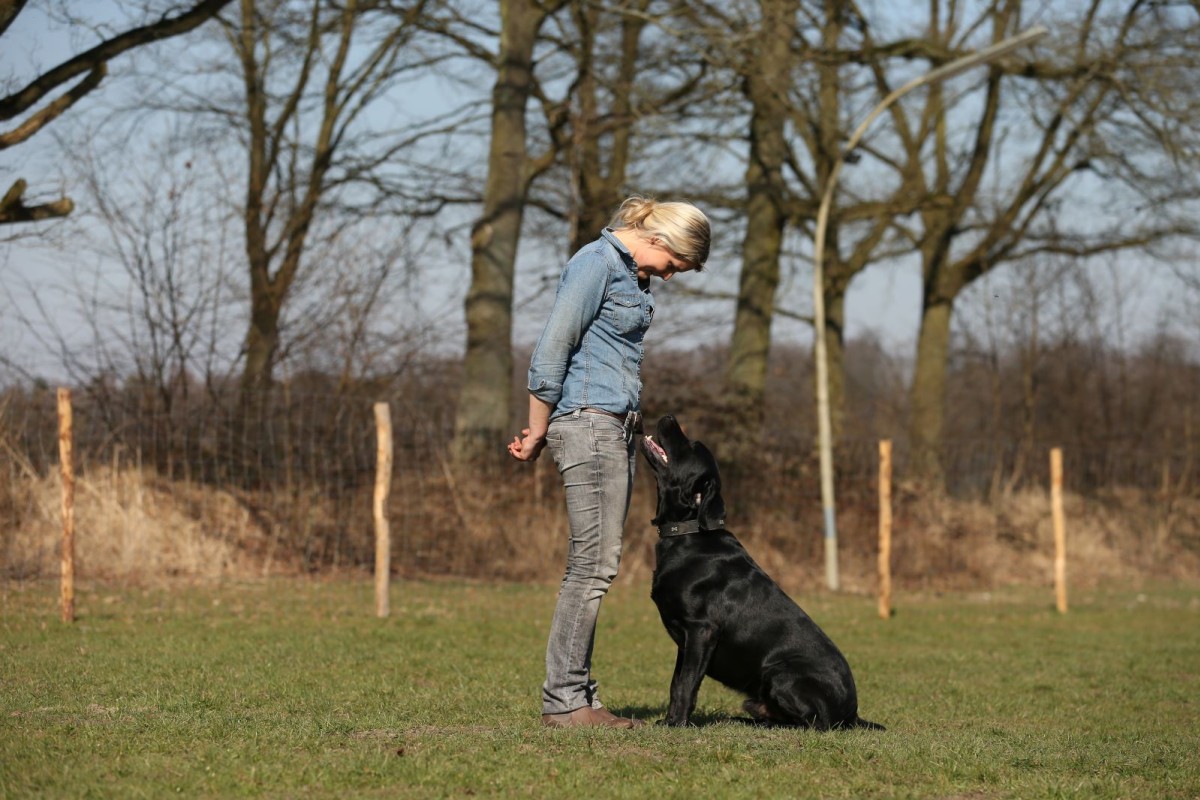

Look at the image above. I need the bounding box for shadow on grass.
[613,706,761,728]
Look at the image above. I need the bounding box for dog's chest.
[649,571,688,634]
[651,563,718,631]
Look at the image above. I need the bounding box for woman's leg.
[542,413,634,715]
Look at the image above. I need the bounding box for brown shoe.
[591,704,646,728]
[541,705,645,729]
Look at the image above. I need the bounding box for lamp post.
[813,26,1048,591]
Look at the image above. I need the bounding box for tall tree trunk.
[568,1,645,255]
[241,264,281,397]
[453,0,546,463]
[810,0,845,445]
[908,290,953,488]
[824,284,847,441]
[237,0,275,398]
[234,0,359,397]
[725,0,795,449]
[567,1,604,256]
[726,161,785,434]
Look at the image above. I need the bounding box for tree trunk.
[453,0,546,463]
[241,271,280,397]
[724,0,795,450]
[568,2,645,256]
[237,0,274,398]
[808,0,845,449]
[824,284,847,442]
[235,0,339,397]
[908,295,953,487]
[726,169,784,434]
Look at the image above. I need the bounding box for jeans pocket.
[590,417,628,447]
[547,420,591,472]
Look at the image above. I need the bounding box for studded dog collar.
[657,518,725,538]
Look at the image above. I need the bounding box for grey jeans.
[541,410,636,714]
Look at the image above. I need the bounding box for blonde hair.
[609,196,711,269]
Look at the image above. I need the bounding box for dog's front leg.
[663,625,716,727]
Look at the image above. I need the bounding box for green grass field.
[2,578,1198,799]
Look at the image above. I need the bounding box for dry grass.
[3,461,1199,589]
[882,486,1200,590]
[1,466,280,583]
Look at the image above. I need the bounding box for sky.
[2,1,1195,385]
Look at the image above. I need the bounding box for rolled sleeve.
[527,257,609,405]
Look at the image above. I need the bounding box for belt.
[581,407,624,421]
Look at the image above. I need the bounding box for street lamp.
[813,26,1048,591]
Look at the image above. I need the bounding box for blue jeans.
[541,410,636,714]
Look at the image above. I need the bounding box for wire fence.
[2,385,1198,585]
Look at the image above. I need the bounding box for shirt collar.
[600,228,639,279]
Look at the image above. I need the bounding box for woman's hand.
[509,396,553,462]
[507,428,546,462]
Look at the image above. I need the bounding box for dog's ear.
[692,443,726,529]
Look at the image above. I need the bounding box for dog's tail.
[851,716,886,731]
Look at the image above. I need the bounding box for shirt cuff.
[527,377,562,405]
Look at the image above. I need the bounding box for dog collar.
[657,519,725,538]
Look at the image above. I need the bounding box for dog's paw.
[742,699,771,721]
[659,717,693,728]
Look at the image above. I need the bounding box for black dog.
[640,415,883,730]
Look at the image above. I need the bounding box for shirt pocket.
[607,292,647,336]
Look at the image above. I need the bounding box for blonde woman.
[508,196,712,728]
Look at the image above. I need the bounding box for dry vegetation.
[4,455,1199,591]
[3,335,1198,590]
[3,466,273,582]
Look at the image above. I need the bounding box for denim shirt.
[528,229,655,419]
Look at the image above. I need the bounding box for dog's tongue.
[644,435,669,464]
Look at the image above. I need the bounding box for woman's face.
[635,237,698,282]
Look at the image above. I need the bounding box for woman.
[508,196,711,728]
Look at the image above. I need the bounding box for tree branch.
[0,179,73,224]
[0,65,105,148]
[0,0,30,39]
[0,0,234,122]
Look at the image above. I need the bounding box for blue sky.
[2,2,1194,384]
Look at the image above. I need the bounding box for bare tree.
[541,0,709,255]
[674,1,931,450]
[548,1,647,255]
[898,0,1200,485]
[275,224,440,393]
[950,258,1073,496]
[435,0,560,460]
[0,0,233,226]
[0,128,237,417]
[421,0,736,462]
[192,0,437,397]
[76,137,237,409]
[720,0,800,446]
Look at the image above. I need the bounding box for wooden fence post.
[1050,447,1067,614]
[373,402,393,618]
[878,440,893,620]
[57,388,75,624]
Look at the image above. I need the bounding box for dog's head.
[640,415,726,529]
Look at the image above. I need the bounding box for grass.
[1,578,1198,799]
